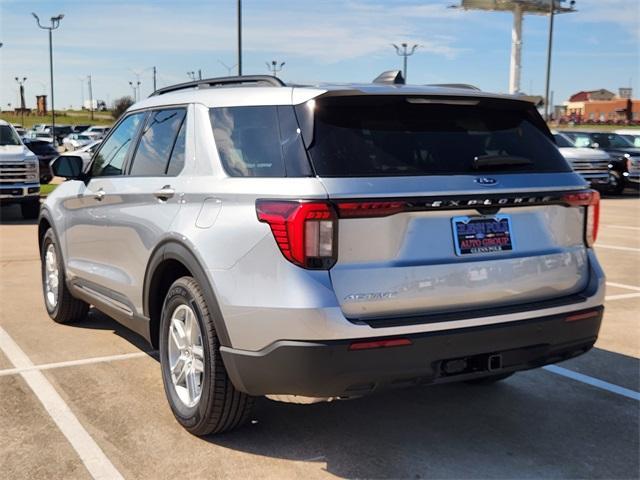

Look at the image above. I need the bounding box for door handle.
[94,188,105,201]
[153,185,175,201]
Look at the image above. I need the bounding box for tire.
[465,372,514,385]
[159,276,254,436]
[21,199,40,220]
[41,229,89,324]
[608,171,625,195]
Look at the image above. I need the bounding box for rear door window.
[129,108,186,176]
[298,96,571,177]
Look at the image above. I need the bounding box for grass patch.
[40,183,58,196]
[0,112,114,129]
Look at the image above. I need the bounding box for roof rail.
[427,83,481,91]
[150,75,285,97]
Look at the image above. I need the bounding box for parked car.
[13,126,27,138]
[0,120,40,218]
[23,139,59,183]
[43,73,605,435]
[47,125,74,145]
[560,131,640,193]
[552,132,611,190]
[58,140,101,171]
[80,125,111,140]
[615,129,640,148]
[25,130,55,144]
[72,124,91,133]
[62,133,95,151]
[31,124,51,132]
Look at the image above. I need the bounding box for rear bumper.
[221,307,603,397]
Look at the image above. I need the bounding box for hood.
[558,147,610,161]
[0,144,37,163]
[603,147,640,157]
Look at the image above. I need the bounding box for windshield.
[590,133,634,149]
[0,125,22,146]
[553,134,575,148]
[298,96,570,177]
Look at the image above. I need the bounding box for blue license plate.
[452,215,514,256]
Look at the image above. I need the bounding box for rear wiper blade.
[473,154,533,169]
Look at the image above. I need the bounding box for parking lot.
[0,194,638,479]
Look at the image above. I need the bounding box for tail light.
[256,200,337,269]
[562,190,600,247]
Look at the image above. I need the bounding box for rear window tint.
[210,106,312,177]
[298,96,571,177]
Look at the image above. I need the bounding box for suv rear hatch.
[296,94,595,323]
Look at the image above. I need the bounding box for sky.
[0,0,638,110]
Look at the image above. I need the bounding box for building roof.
[569,89,616,102]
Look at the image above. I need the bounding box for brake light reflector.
[562,190,600,247]
[349,338,412,351]
[256,200,337,269]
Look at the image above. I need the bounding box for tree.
[112,96,134,119]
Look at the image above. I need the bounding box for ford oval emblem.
[475,177,497,186]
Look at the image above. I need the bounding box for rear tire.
[159,276,254,436]
[465,372,514,385]
[608,171,625,195]
[41,229,89,324]
[21,199,40,220]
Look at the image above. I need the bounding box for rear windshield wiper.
[473,154,533,169]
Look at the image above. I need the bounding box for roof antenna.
[373,70,405,85]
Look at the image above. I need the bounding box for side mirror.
[51,155,84,179]
[590,142,600,149]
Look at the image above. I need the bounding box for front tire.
[41,229,89,324]
[159,276,254,435]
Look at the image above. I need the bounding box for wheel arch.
[144,240,231,349]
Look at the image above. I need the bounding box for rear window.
[210,106,311,177]
[298,96,570,177]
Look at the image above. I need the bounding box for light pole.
[266,60,285,77]
[32,12,64,136]
[15,77,27,126]
[392,43,419,82]
[79,76,85,110]
[87,75,94,120]
[128,81,140,102]
[237,0,242,75]
[187,71,196,81]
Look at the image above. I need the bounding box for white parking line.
[0,351,152,377]
[605,293,640,301]
[607,282,640,292]
[543,365,640,401]
[0,327,124,480]
[596,244,640,253]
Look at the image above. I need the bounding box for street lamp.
[32,12,64,137]
[266,60,285,77]
[128,81,140,102]
[392,43,420,82]
[15,77,27,127]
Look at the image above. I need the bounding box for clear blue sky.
[1,0,638,110]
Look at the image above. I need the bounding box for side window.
[210,106,285,177]
[129,108,186,176]
[166,120,186,176]
[91,113,144,176]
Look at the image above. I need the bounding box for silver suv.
[40,73,605,435]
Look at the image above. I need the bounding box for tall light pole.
[32,12,64,136]
[266,60,285,77]
[128,80,140,101]
[237,0,242,76]
[15,77,27,127]
[392,43,419,82]
[79,76,85,110]
[87,75,94,120]
[152,66,157,92]
[544,1,557,121]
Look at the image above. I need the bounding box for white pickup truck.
[0,120,40,219]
